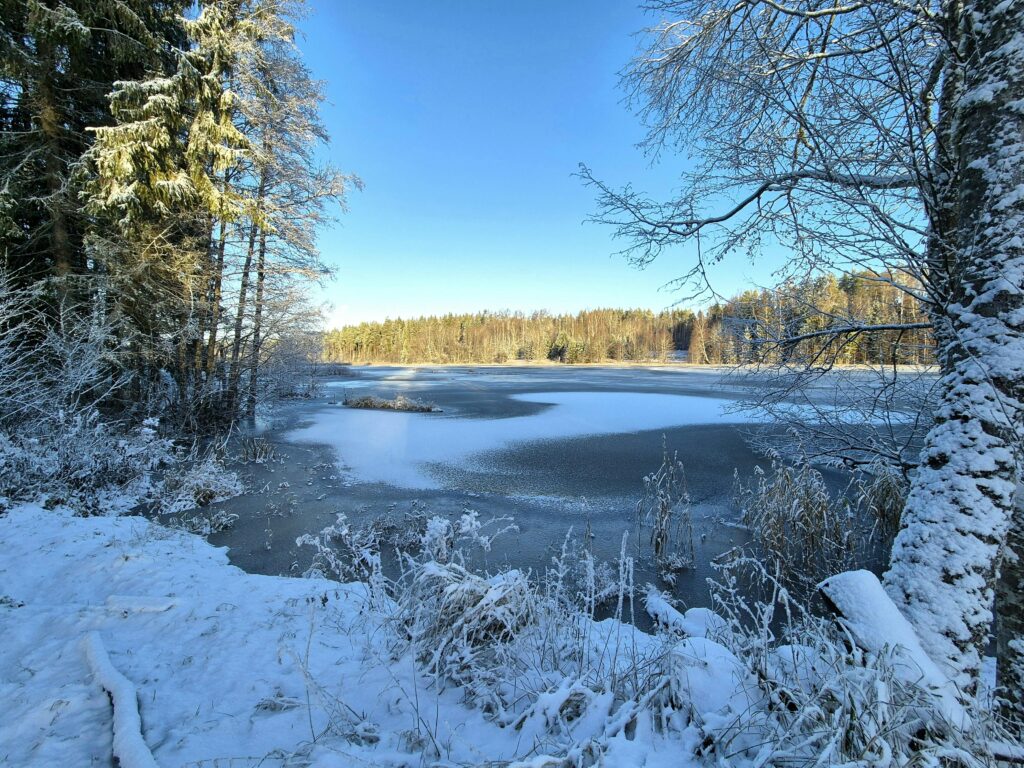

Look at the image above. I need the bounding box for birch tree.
[585,0,1024,721]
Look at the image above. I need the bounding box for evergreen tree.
[0,0,187,290]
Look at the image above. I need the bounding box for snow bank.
[0,505,690,766]
[1,506,993,767]
[818,569,970,729]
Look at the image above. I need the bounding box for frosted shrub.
[296,512,388,605]
[418,510,516,563]
[421,515,456,562]
[171,508,239,535]
[0,275,181,513]
[636,442,695,581]
[158,453,242,515]
[402,562,535,688]
[699,556,1005,768]
[0,409,174,513]
[298,507,1005,766]
[736,458,912,588]
[735,460,859,588]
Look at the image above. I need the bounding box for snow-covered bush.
[0,275,182,514]
[297,512,386,591]
[402,561,535,686]
[0,409,174,514]
[297,507,1009,767]
[696,556,1007,767]
[158,454,243,516]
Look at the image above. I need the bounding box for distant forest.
[324,273,935,366]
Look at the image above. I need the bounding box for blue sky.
[298,1,779,328]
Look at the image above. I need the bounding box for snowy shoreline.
[1,503,1001,767]
[0,505,663,766]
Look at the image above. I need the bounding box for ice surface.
[287,391,755,488]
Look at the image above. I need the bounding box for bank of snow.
[0,505,683,767]
[1,505,1002,767]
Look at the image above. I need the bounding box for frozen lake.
[204,365,855,611]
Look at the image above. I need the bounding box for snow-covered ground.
[287,391,754,488]
[0,504,684,767]
[3,501,999,767]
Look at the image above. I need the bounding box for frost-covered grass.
[0,413,173,515]
[734,460,908,589]
[0,274,243,519]
[0,503,1014,767]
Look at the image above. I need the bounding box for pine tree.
[0,0,187,291]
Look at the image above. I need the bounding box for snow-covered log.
[82,631,159,768]
[819,570,969,729]
[645,586,728,639]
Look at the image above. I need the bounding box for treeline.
[324,309,691,364]
[1,0,355,426]
[324,274,934,366]
[692,274,934,366]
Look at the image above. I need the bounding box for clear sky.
[298,1,779,328]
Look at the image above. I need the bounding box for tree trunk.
[884,0,1024,700]
[204,216,230,379]
[35,39,74,288]
[229,164,267,411]
[228,220,257,410]
[192,217,215,379]
[246,226,268,418]
[996,487,1024,732]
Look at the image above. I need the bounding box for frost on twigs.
[158,453,242,517]
[289,497,1011,765]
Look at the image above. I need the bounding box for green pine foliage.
[1,0,356,427]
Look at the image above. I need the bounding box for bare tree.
[585,0,1023,719]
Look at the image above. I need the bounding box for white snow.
[0,504,689,767]
[0,506,997,766]
[818,569,970,729]
[287,391,754,488]
[645,587,730,639]
[82,632,159,768]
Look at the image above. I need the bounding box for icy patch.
[286,391,755,489]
